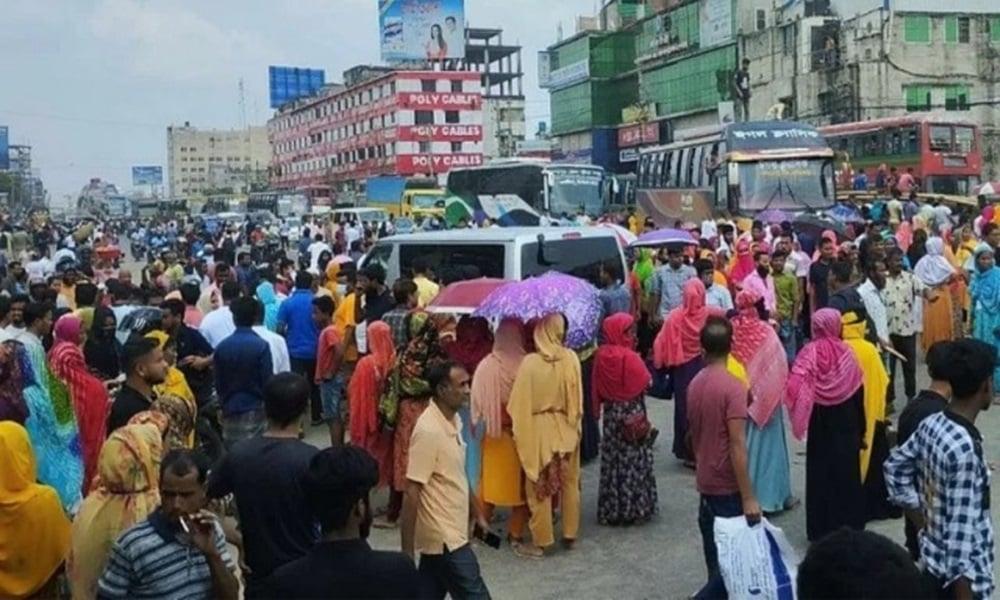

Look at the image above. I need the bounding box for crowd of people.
[0,196,997,599]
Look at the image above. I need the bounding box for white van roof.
[385,227,619,243]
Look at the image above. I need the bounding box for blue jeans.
[320,374,345,424]
[778,319,797,364]
[695,493,744,600]
[418,544,491,600]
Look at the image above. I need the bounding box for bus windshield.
[410,193,442,209]
[548,167,605,218]
[737,158,835,212]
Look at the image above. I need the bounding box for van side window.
[399,244,505,282]
[366,243,393,271]
[520,238,622,287]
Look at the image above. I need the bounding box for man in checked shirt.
[885,339,996,600]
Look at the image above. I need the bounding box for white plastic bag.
[714,516,799,600]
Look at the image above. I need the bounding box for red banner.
[396,153,484,174]
[618,122,660,148]
[397,124,483,142]
[397,92,482,110]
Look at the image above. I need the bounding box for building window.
[781,24,795,56]
[419,141,431,153]
[958,17,970,43]
[755,9,766,31]
[415,110,434,125]
[945,85,970,110]
[445,110,460,124]
[421,79,436,92]
[904,85,932,111]
[992,17,1000,42]
[451,142,463,153]
[451,80,463,93]
[904,15,930,43]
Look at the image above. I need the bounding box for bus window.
[651,153,662,187]
[637,155,648,187]
[864,132,880,157]
[685,147,697,187]
[692,145,705,187]
[670,150,682,188]
[929,125,952,152]
[903,127,919,154]
[662,151,672,187]
[955,126,975,153]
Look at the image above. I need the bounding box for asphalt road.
[302,358,1000,599]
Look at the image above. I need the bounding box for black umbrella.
[792,213,849,240]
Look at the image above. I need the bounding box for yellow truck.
[365,176,445,219]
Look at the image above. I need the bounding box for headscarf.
[255,281,282,331]
[68,423,162,600]
[633,249,655,290]
[785,308,863,440]
[841,311,889,482]
[347,321,396,462]
[152,394,195,451]
[397,313,456,398]
[971,243,1000,313]
[731,291,789,427]
[507,314,583,482]
[913,237,955,287]
[471,319,527,439]
[0,343,29,425]
[728,239,755,284]
[324,261,344,305]
[445,316,493,375]
[49,315,110,494]
[0,422,71,599]
[76,306,95,333]
[85,306,120,380]
[591,313,651,416]
[654,279,722,368]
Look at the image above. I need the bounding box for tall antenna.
[238,77,248,131]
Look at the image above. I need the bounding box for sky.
[0,0,591,205]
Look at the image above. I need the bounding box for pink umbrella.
[973,181,1000,197]
[596,222,638,249]
[426,278,510,315]
[331,254,353,265]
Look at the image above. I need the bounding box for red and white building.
[268,70,484,202]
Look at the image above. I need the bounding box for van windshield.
[399,244,505,283]
[520,237,621,285]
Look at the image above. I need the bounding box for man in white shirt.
[252,300,290,375]
[200,282,240,349]
[857,259,890,348]
[307,234,332,274]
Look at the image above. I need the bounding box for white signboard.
[700,0,733,49]
[538,51,552,88]
[544,60,590,90]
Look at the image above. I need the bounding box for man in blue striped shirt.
[97,450,238,600]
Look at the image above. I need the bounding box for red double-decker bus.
[820,116,982,196]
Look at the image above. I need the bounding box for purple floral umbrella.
[474,272,601,349]
[630,228,697,248]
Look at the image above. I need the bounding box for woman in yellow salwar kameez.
[839,313,888,481]
[471,319,529,548]
[913,237,957,352]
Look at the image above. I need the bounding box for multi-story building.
[465,27,526,159]
[3,143,46,209]
[268,69,484,204]
[166,123,271,199]
[742,1,1000,178]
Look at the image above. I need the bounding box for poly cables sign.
[396,153,484,173]
[398,92,481,110]
[397,124,483,141]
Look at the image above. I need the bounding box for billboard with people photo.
[379,0,465,62]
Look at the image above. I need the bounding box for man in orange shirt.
[312,296,344,447]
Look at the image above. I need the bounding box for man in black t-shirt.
[207,372,319,598]
[107,337,168,434]
[160,299,214,406]
[808,237,836,312]
[259,446,420,599]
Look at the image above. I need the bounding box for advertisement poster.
[131,166,163,186]
[699,0,733,49]
[0,126,7,170]
[379,0,466,62]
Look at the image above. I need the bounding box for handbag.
[378,367,400,428]
[622,401,652,444]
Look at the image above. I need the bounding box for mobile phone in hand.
[474,525,502,549]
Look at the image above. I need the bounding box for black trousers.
[418,544,490,600]
[888,334,917,403]
[290,357,321,422]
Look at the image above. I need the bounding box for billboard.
[131,166,163,186]
[700,0,733,49]
[379,0,466,62]
[0,127,8,171]
[397,92,481,110]
[269,66,326,109]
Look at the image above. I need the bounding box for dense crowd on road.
[0,194,998,599]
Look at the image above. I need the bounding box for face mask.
[336,283,347,296]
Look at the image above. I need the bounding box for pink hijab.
[895,221,913,253]
[729,239,755,284]
[785,308,863,440]
[53,314,84,345]
[731,291,788,428]
[470,319,526,439]
[654,279,723,368]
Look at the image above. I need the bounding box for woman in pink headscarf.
[654,279,723,463]
[728,239,755,290]
[48,314,110,494]
[785,308,865,542]
[731,290,793,513]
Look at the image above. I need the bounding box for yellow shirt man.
[414,275,440,308]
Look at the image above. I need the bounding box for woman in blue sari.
[970,242,1000,387]
[17,317,84,512]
